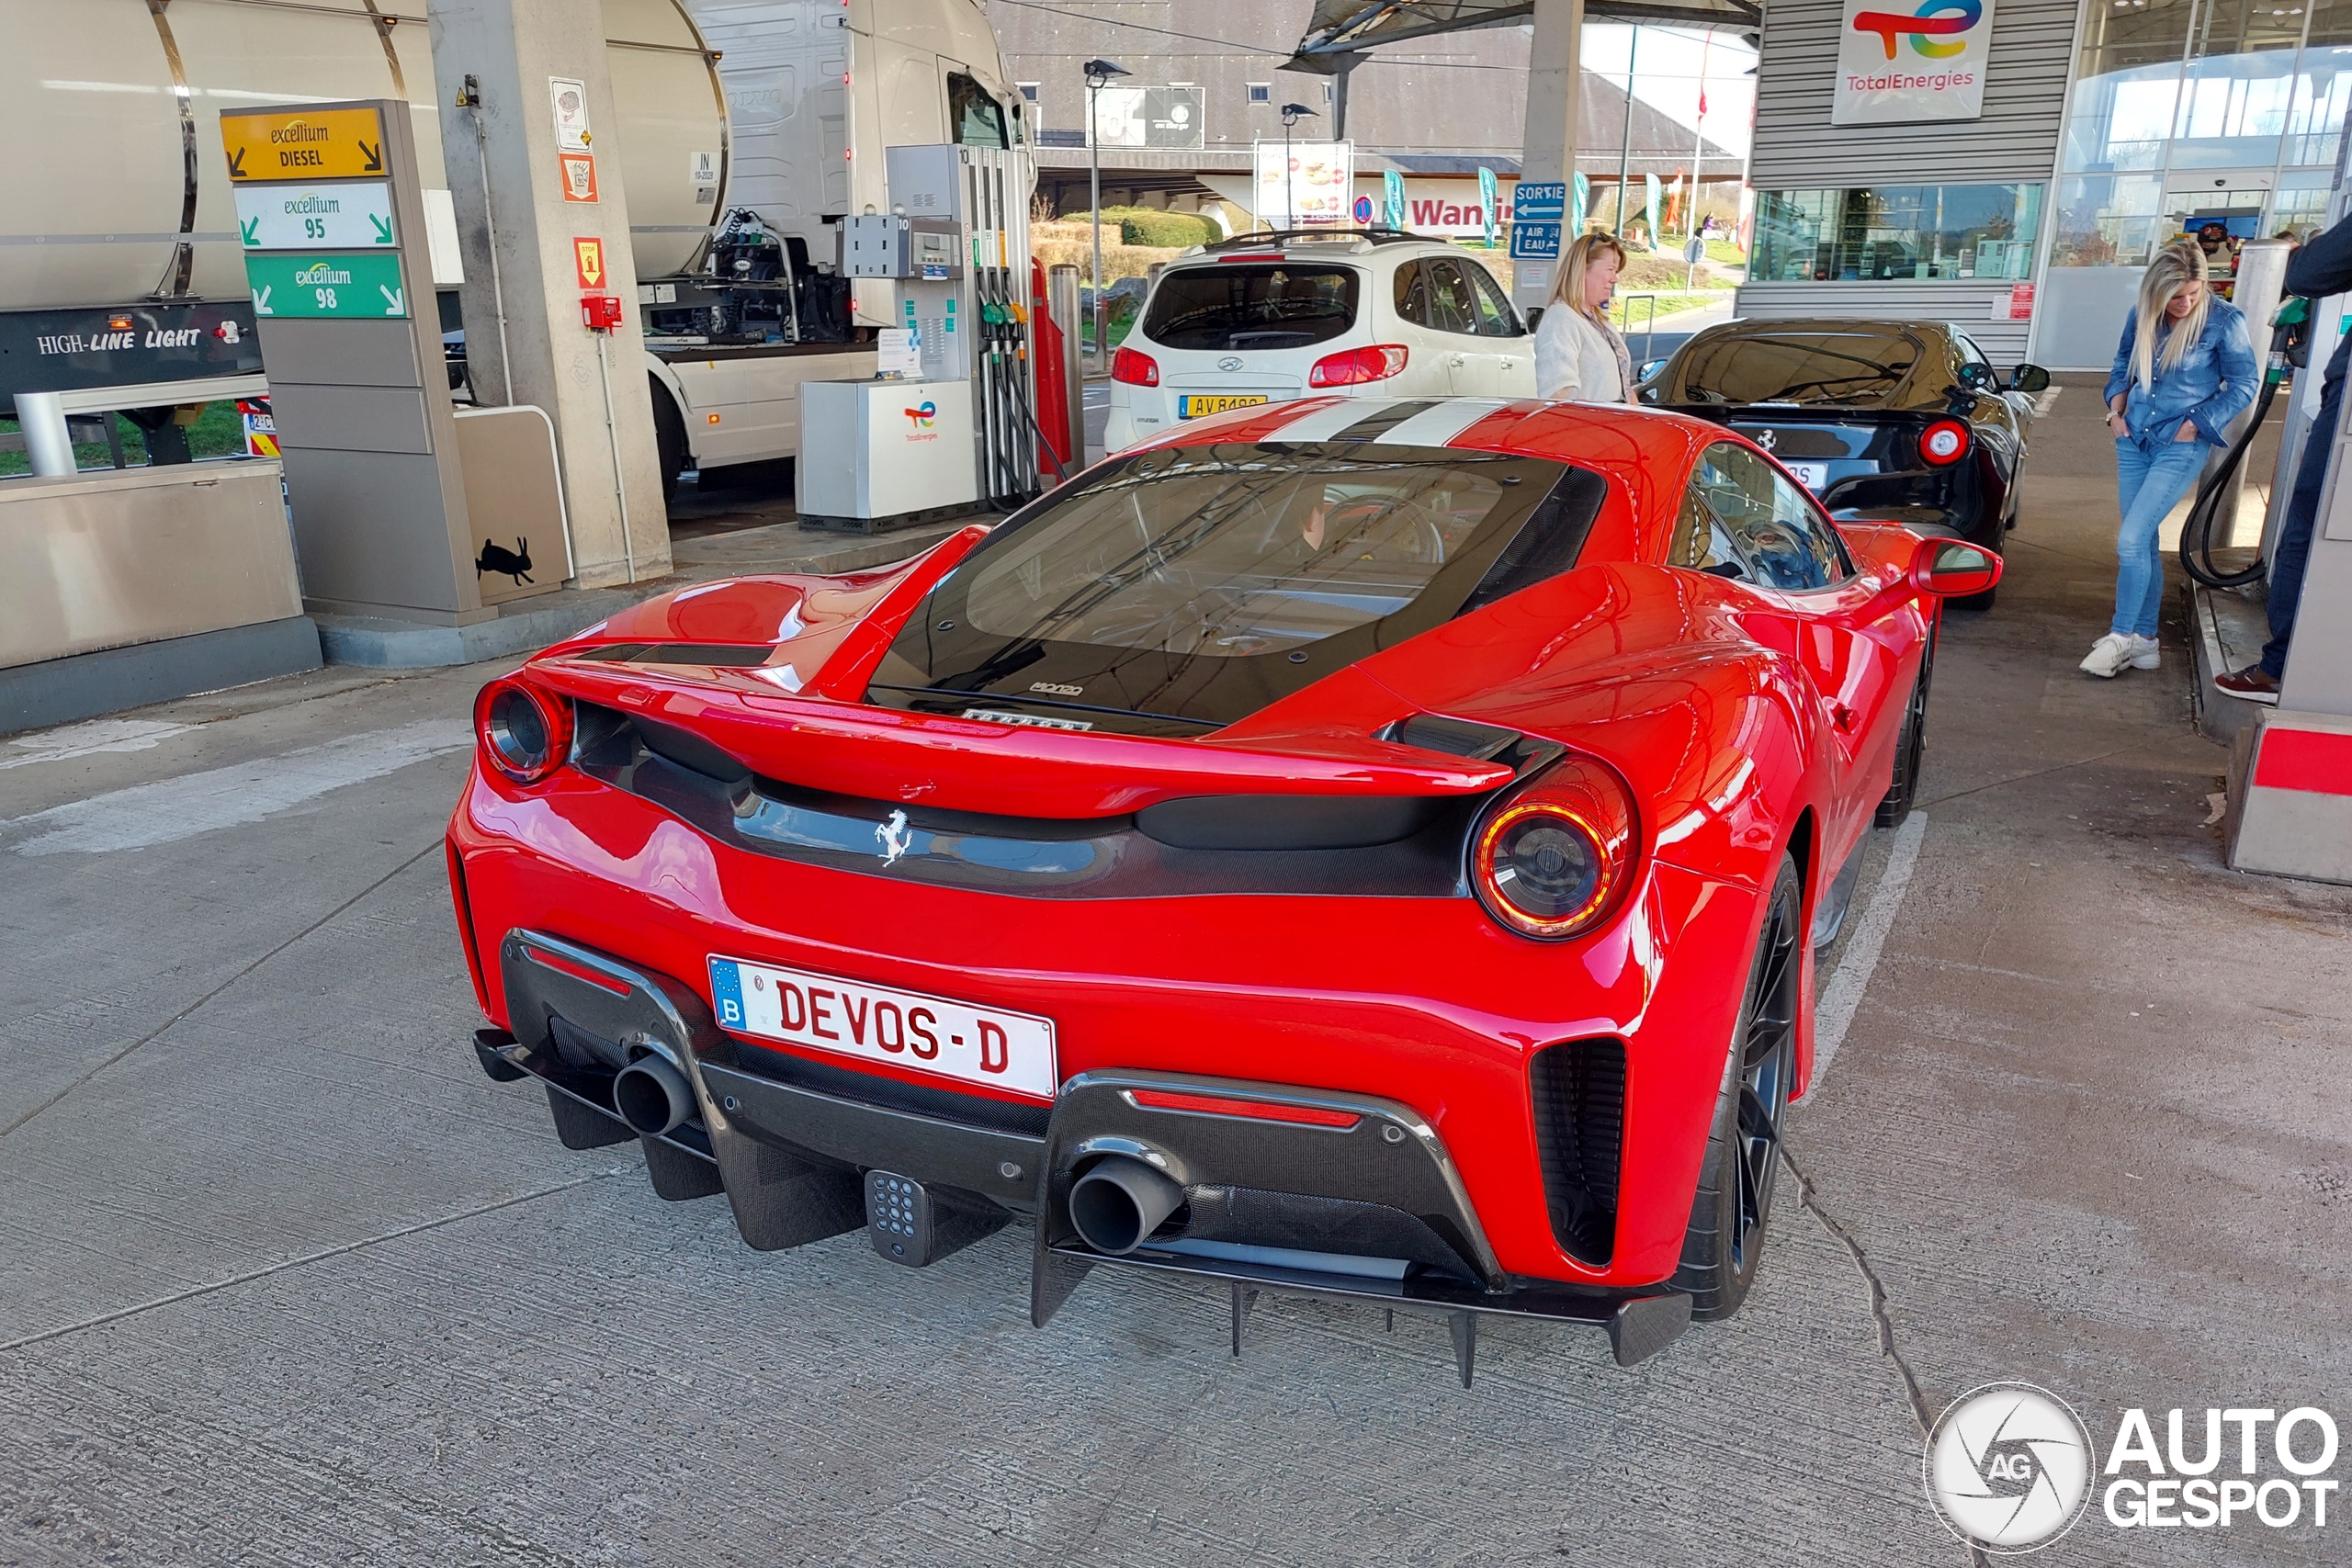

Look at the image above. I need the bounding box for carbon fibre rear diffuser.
[1045,1243,1691,1385]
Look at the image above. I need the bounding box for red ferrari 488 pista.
[447,395,1999,1377]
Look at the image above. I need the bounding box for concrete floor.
[2,381,2347,1566]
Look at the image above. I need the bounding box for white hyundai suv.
[1101,231,1537,452]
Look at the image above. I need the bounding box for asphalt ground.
[2,378,2348,1566]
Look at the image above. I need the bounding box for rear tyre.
[1671,852,1802,1322]
[651,380,686,505]
[1953,582,1997,612]
[1874,658,1932,827]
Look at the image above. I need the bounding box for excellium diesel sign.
[1832,0,1995,124]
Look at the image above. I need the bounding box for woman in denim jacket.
[2082,242,2257,678]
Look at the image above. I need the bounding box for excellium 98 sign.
[1832,0,1995,124]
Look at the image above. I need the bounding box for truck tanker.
[0,0,1031,494]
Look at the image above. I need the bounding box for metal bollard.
[1049,263,1085,464]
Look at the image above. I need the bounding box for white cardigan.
[1534,306,1633,403]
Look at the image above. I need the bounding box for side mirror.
[1637,358,1666,382]
[2008,363,2052,393]
[1912,538,2004,599]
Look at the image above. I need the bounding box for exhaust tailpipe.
[613,1055,694,1137]
[1068,1155,1184,1255]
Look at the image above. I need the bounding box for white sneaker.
[2079,633,2140,678]
[2128,636,2161,670]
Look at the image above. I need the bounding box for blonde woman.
[1534,233,1635,404]
[2081,242,2256,678]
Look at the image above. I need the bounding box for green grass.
[1609,291,1732,331]
[0,401,248,477]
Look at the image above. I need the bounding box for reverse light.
[1470,756,1637,941]
[1112,345,1159,386]
[1920,418,1971,466]
[474,677,572,785]
[1127,1088,1362,1129]
[1308,343,1409,387]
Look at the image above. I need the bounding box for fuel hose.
[2178,296,2312,590]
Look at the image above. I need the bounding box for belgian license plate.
[707,956,1057,1099]
[1783,461,1827,490]
[1179,394,1270,418]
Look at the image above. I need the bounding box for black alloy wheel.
[1875,658,1932,827]
[1672,852,1803,1321]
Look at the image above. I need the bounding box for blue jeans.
[2261,374,2337,676]
[2113,434,2211,638]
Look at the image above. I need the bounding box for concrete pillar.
[16,393,74,478]
[427,0,670,586]
[1514,0,1585,313]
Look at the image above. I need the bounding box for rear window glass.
[960,446,1533,658]
[1140,265,1360,352]
[1668,332,1921,406]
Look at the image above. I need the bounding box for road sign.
[1510,222,1562,261]
[221,107,387,182]
[574,237,607,289]
[235,183,396,250]
[243,253,408,319]
[1514,182,1567,223]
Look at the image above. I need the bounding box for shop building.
[1738,0,2351,367]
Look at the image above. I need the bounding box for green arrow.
[253,284,273,315]
[240,217,259,245]
[380,285,404,315]
[369,214,393,244]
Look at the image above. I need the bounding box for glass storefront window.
[2054,0,2352,265]
[2050,173,2167,266]
[1751,186,2043,283]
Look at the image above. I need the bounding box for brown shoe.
[2212,665,2281,705]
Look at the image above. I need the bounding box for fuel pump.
[2178,293,2315,589]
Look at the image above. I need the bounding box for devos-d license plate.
[1179,394,1269,418]
[707,956,1057,1099]
[1783,461,1827,490]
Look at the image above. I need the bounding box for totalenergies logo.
[903,400,937,430]
[1852,0,1982,59]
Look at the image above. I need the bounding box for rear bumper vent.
[1529,1037,1626,1268]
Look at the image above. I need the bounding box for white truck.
[1,0,1032,498]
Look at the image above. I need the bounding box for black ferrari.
[1639,318,2049,609]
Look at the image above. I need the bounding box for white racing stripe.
[1261,397,1394,444]
[1385,398,1510,447]
[1809,809,1928,1086]
[3,718,470,856]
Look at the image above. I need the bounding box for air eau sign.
[1831,0,1994,125]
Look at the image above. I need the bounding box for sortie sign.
[220,107,388,181]
[1831,0,1996,125]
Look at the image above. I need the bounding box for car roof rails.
[1203,227,1427,253]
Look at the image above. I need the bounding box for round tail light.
[475,677,572,785]
[1920,418,1971,466]
[1470,756,1637,941]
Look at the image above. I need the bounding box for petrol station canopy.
[1284,0,1762,73]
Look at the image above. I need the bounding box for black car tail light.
[1920,418,1971,466]
[1530,1037,1626,1267]
[475,676,573,785]
[1469,755,1637,941]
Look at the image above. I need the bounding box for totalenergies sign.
[1832,0,1994,125]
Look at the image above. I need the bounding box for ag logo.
[1925,1382,2096,1553]
[903,400,937,430]
[1853,0,1984,60]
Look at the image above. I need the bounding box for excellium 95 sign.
[1832,0,1995,124]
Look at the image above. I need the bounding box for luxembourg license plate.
[707,956,1058,1099]
[1783,461,1828,490]
[1178,394,1270,418]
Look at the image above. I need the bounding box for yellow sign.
[220,107,387,182]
